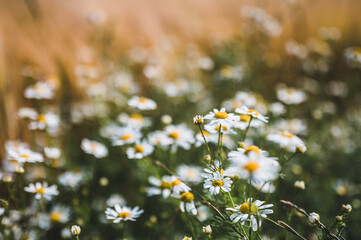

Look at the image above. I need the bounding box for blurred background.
[1,0,361,239]
[1,0,361,146]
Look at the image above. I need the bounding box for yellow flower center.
[50,212,62,222]
[20,154,30,159]
[215,125,228,131]
[38,115,47,123]
[35,85,46,94]
[244,146,261,155]
[135,145,144,153]
[36,187,45,195]
[239,202,258,214]
[160,181,172,189]
[90,143,98,152]
[282,132,294,138]
[214,111,229,119]
[121,134,132,140]
[247,109,259,116]
[169,131,180,139]
[240,114,251,122]
[212,180,224,187]
[180,192,194,202]
[130,113,143,120]
[139,97,147,103]
[171,179,181,186]
[118,212,130,218]
[244,161,260,173]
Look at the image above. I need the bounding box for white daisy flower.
[176,165,203,184]
[126,141,154,159]
[164,124,195,151]
[179,192,197,215]
[267,131,305,152]
[49,205,70,223]
[29,112,60,131]
[148,130,173,147]
[44,147,61,159]
[58,171,84,189]
[147,175,190,198]
[227,150,280,183]
[204,108,237,127]
[204,123,236,135]
[201,160,224,179]
[81,139,108,158]
[118,113,152,128]
[128,96,157,110]
[8,147,43,163]
[233,114,265,130]
[24,182,59,200]
[277,87,307,105]
[226,199,273,231]
[105,205,143,223]
[235,106,268,123]
[112,127,142,146]
[24,82,55,99]
[106,194,127,207]
[203,171,232,195]
[18,108,38,120]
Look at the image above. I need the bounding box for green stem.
[120,221,127,239]
[217,124,222,161]
[249,176,253,240]
[198,125,213,163]
[242,117,253,142]
[228,191,236,208]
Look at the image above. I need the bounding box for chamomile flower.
[233,114,265,130]
[267,131,305,152]
[18,107,38,120]
[44,147,61,160]
[148,130,173,147]
[28,112,60,132]
[58,171,84,189]
[24,182,59,200]
[128,96,157,110]
[106,194,127,207]
[235,106,268,123]
[126,141,154,159]
[277,87,307,105]
[203,171,232,195]
[147,175,190,198]
[176,165,203,183]
[24,81,55,99]
[164,124,195,151]
[179,192,197,215]
[201,160,224,179]
[204,108,237,127]
[81,139,108,158]
[118,113,152,128]
[227,150,280,182]
[105,205,143,223]
[49,205,70,223]
[226,199,273,231]
[204,123,236,135]
[8,147,43,163]
[112,127,142,146]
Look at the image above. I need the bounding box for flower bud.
[202,225,212,234]
[308,212,320,224]
[71,225,81,235]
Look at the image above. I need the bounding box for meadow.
[0,0,361,239]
